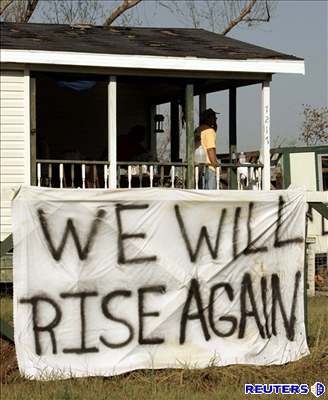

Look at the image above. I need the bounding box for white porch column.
[108,76,117,188]
[260,80,271,190]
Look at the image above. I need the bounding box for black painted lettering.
[100,290,134,349]
[60,292,99,354]
[115,204,157,264]
[20,296,62,356]
[238,273,265,339]
[274,196,303,247]
[37,208,106,261]
[233,207,241,259]
[174,205,226,262]
[271,271,301,341]
[244,202,268,255]
[261,276,271,338]
[180,279,210,344]
[208,283,237,337]
[138,286,166,345]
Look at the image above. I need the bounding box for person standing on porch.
[198,108,220,189]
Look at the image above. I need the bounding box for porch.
[31,72,268,191]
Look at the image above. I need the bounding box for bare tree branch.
[300,105,328,146]
[243,0,270,22]
[40,0,104,25]
[0,0,14,16]
[104,0,142,26]
[221,0,257,35]
[19,0,39,23]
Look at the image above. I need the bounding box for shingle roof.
[0,22,302,61]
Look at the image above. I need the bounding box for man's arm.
[207,148,219,168]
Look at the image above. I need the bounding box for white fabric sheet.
[12,186,309,379]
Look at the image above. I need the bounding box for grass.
[1,295,327,400]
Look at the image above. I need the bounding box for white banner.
[13,186,309,379]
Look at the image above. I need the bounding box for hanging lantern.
[154,114,164,133]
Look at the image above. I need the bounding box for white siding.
[290,152,317,190]
[0,69,29,241]
[290,153,327,254]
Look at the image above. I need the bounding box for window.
[318,154,328,191]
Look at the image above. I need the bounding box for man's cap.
[200,108,220,121]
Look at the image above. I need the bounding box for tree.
[1,0,274,36]
[0,0,38,23]
[300,105,328,146]
[0,0,144,25]
[158,0,274,34]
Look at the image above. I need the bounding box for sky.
[139,0,328,152]
[31,0,327,153]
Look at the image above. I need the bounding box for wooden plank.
[1,216,12,226]
[1,165,25,175]
[185,83,194,189]
[0,74,24,83]
[0,149,25,158]
[0,208,11,217]
[0,99,25,108]
[0,124,24,133]
[0,115,24,124]
[0,158,25,166]
[0,91,25,99]
[0,82,24,92]
[0,185,18,201]
[0,200,11,208]
[0,107,24,116]
[0,133,25,141]
[0,140,25,150]
[1,175,25,183]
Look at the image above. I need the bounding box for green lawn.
[1,296,327,400]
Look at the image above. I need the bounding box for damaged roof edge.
[0,49,305,75]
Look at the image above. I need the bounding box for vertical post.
[170,100,180,162]
[30,76,36,186]
[304,216,309,340]
[199,93,207,122]
[260,80,271,190]
[108,76,117,188]
[185,84,194,189]
[150,104,157,160]
[282,151,291,189]
[24,68,31,186]
[229,87,237,189]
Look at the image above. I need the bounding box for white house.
[0,21,309,246]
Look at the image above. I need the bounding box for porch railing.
[35,159,263,190]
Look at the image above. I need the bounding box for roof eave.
[0,49,305,75]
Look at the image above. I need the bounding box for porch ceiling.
[118,75,262,105]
